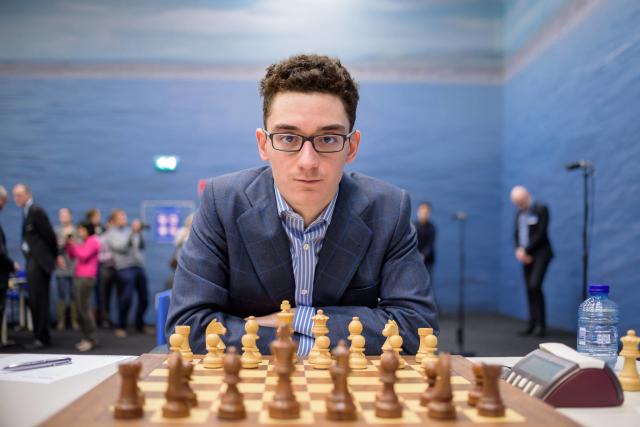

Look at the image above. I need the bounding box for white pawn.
[618,329,640,391]
[203,333,223,369]
[168,333,184,362]
[420,334,438,370]
[389,334,406,368]
[245,316,261,357]
[349,335,368,370]
[348,317,367,370]
[312,335,332,369]
[241,333,260,369]
[175,325,193,362]
[416,327,433,364]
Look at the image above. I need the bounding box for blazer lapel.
[313,174,372,306]
[236,168,296,305]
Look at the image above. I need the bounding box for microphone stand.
[453,213,474,357]
[580,166,594,300]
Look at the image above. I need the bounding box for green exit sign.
[154,156,179,172]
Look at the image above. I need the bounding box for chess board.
[42,355,581,426]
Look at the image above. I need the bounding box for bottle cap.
[588,284,609,294]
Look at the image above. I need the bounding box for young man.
[511,185,554,337]
[167,54,439,355]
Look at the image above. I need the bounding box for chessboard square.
[192,375,223,385]
[238,383,266,393]
[352,391,376,402]
[462,408,526,423]
[453,390,468,402]
[309,398,363,413]
[404,400,427,413]
[241,369,269,378]
[269,364,305,372]
[149,408,210,424]
[257,409,314,425]
[396,369,422,379]
[395,383,424,393]
[348,377,381,386]
[303,370,331,379]
[452,376,471,385]
[194,390,218,401]
[149,368,169,377]
[245,399,264,412]
[262,391,311,402]
[361,409,421,424]
[139,381,166,392]
[306,383,333,394]
[265,376,306,385]
[143,398,165,411]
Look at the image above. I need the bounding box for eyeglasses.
[263,129,355,153]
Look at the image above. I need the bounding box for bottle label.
[596,333,612,345]
[578,327,586,346]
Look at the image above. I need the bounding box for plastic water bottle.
[577,284,619,369]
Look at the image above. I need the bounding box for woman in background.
[66,221,101,351]
[54,208,78,331]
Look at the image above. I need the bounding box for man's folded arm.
[166,181,276,354]
[318,190,439,355]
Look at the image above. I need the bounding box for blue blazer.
[166,166,439,355]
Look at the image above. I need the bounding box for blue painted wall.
[500,0,640,334]
[0,79,502,324]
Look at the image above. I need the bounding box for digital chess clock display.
[517,355,567,382]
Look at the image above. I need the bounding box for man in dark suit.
[13,184,58,348]
[415,202,436,273]
[511,185,554,337]
[0,186,19,345]
[167,54,439,355]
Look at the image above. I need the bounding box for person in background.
[511,185,554,337]
[103,209,152,337]
[66,221,101,351]
[12,184,57,349]
[86,208,105,235]
[86,208,107,326]
[97,211,118,328]
[415,202,436,274]
[0,186,19,346]
[54,208,78,331]
[166,213,193,289]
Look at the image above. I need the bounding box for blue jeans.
[116,267,149,330]
[56,276,74,303]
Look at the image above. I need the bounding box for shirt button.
[303,243,310,251]
[301,289,308,295]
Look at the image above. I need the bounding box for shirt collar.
[274,184,338,229]
[24,198,33,215]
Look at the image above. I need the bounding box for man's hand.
[13,261,20,272]
[56,255,66,270]
[252,308,296,328]
[516,247,534,265]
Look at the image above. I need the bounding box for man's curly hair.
[260,54,359,131]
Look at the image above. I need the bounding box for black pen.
[2,357,72,372]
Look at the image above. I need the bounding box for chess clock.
[504,343,624,408]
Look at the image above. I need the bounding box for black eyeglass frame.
[262,129,356,153]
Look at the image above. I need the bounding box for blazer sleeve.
[33,207,58,257]
[525,205,550,255]
[317,190,439,355]
[165,181,276,355]
[0,227,15,272]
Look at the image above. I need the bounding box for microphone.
[452,211,467,221]
[565,160,593,171]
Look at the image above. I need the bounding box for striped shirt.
[274,185,338,356]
